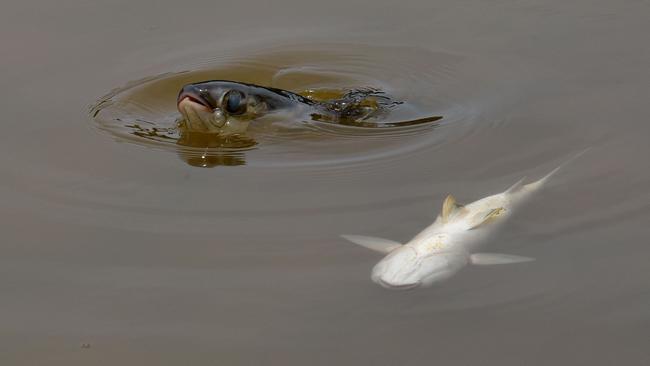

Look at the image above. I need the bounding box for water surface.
[1,0,649,365]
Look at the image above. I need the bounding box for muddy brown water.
[1,0,650,365]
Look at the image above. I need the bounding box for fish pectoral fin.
[340,235,402,254]
[468,207,507,230]
[470,253,535,265]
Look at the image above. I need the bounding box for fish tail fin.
[504,176,527,194]
[524,148,590,191]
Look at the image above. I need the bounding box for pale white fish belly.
[340,152,584,289]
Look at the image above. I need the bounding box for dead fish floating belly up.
[176,80,442,135]
[342,152,587,290]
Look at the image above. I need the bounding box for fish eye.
[222,90,247,115]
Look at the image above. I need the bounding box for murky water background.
[1,0,649,365]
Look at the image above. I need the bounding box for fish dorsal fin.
[441,194,466,223]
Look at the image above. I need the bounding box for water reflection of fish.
[176,131,252,167]
[177,80,442,135]
[342,153,585,290]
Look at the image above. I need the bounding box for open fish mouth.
[178,95,211,110]
[177,98,226,132]
[175,85,229,133]
[177,85,215,110]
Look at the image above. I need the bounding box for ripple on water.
[90,44,474,168]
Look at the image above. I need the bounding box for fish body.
[342,156,581,290]
[177,80,441,135]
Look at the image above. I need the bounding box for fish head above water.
[177,80,312,135]
[177,81,258,135]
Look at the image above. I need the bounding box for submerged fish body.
[176,80,441,135]
[343,156,582,290]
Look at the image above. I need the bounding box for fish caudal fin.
[505,177,527,194]
[523,148,590,192]
[470,253,535,265]
[340,235,402,254]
